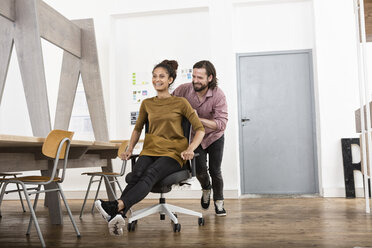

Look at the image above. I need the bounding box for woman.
[95,60,205,236]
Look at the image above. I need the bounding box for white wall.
[0,0,365,198]
[110,2,241,196]
[231,0,316,195]
[112,8,211,139]
[233,1,314,53]
[312,0,361,196]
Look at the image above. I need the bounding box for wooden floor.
[0,198,372,247]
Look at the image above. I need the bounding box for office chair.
[125,117,205,232]
[79,141,129,218]
[0,130,81,248]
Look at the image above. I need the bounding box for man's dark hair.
[193,60,218,89]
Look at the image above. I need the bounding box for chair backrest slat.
[181,117,192,143]
[42,130,74,159]
[117,140,129,158]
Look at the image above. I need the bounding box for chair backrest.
[181,118,193,171]
[144,116,192,166]
[41,130,74,184]
[117,140,129,158]
[181,117,192,144]
[117,140,129,176]
[147,117,195,193]
[42,130,74,159]
[145,116,191,142]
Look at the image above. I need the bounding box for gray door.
[237,50,318,194]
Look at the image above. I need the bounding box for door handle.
[241,118,250,126]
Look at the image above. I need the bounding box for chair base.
[0,174,27,215]
[128,201,203,225]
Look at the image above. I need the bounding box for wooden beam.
[0,0,81,57]
[364,0,372,42]
[0,153,108,172]
[73,19,113,199]
[0,16,14,105]
[54,51,80,130]
[42,163,63,224]
[0,0,15,22]
[0,153,48,171]
[14,0,51,137]
[74,19,109,142]
[355,102,372,132]
[37,0,81,58]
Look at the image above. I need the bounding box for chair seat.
[0,172,23,176]
[151,170,190,194]
[0,176,61,183]
[81,172,120,176]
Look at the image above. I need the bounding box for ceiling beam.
[0,0,15,22]
[0,0,81,58]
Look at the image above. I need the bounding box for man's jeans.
[195,135,225,201]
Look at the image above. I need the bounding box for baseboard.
[322,187,365,197]
[1,189,239,200]
[4,187,365,199]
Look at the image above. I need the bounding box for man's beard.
[192,82,208,92]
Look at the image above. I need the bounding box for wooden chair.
[0,130,81,248]
[0,172,27,215]
[79,140,129,219]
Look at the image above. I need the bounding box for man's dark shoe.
[95,199,119,222]
[214,200,227,216]
[201,189,211,209]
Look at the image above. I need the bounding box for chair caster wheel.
[173,223,181,232]
[198,217,205,226]
[127,222,136,232]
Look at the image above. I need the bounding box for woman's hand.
[120,150,133,160]
[181,148,194,160]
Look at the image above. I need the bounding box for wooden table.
[0,134,123,224]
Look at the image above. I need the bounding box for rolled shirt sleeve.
[212,93,228,132]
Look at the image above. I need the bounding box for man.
[173,60,228,216]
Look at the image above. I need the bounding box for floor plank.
[0,198,372,247]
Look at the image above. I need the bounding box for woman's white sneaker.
[95,200,119,222]
[108,214,126,236]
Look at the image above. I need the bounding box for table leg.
[102,159,116,201]
[41,163,62,225]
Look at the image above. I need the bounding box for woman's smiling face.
[152,67,173,92]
